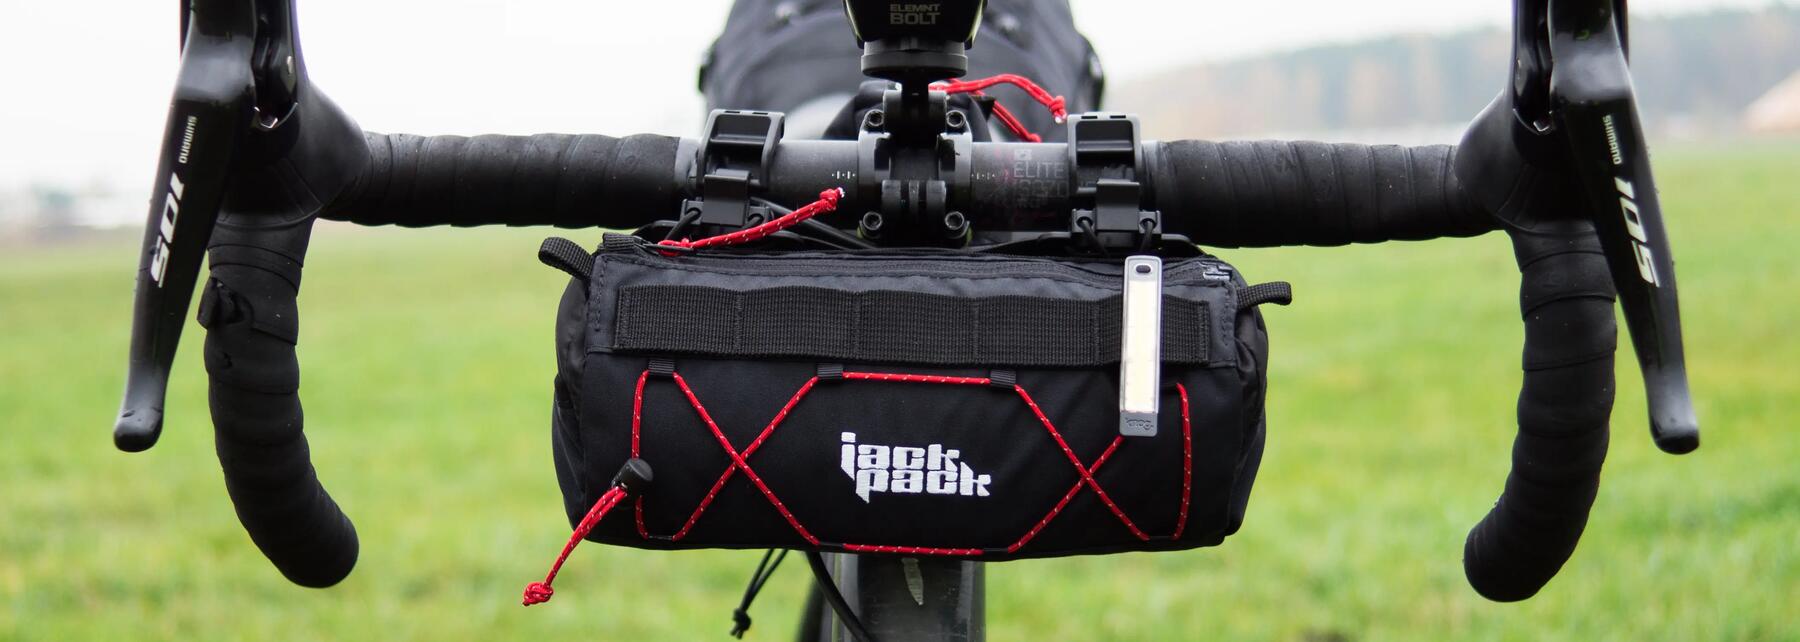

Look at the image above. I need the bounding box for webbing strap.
[538,237,594,283]
[1236,282,1293,309]
[612,285,1212,367]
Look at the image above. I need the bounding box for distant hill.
[1109,5,1800,140]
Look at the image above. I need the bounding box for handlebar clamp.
[683,110,785,231]
[1068,114,1161,252]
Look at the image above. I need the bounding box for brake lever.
[1460,0,1698,455]
[1546,0,1698,453]
[115,0,264,451]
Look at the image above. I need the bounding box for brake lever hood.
[115,0,303,452]
[1458,0,1698,454]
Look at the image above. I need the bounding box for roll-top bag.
[541,235,1288,561]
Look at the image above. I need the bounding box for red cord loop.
[522,582,555,605]
[521,484,630,606]
[933,73,1069,142]
[987,103,1041,143]
[657,188,845,255]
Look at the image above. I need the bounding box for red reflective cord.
[1014,384,1151,541]
[657,188,845,255]
[1008,436,1123,553]
[934,73,1069,143]
[667,377,820,541]
[1174,383,1193,540]
[935,74,1069,119]
[671,372,823,546]
[522,484,629,606]
[628,368,1186,557]
[841,371,991,385]
[631,370,651,539]
[986,101,1041,142]
[513,366,1194,606]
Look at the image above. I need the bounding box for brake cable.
[805,551,878,642]
[664,208,703,241]
[751,197,877,249]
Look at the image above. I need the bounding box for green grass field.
[2,142,1796,641]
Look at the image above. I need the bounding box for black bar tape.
[1152,141,1496,247]
[325,132,684,228]
[1463,219,1616,601]
[200,218,359,588]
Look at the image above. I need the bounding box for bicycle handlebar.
[201,216,359,588]
[317,130,1607,600]
[1151,141,1493,246]
[325,134,1491,247]
[116,0,1689,603]
[330,133,686,229]
[1469,221,1616,601]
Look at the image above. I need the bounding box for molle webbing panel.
[612,285,1210,367]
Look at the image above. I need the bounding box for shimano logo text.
[840,432,990,502]
[177,115,196,165]
[149,117,196,287]
[1603,114,1623,166]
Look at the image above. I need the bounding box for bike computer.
[843,0,985,82]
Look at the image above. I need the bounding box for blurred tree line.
[1113,5,1800,139]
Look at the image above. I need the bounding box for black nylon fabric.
[548,240,1274,559]
[613,285,1213,367]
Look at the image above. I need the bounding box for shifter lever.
[115,0,311,452]
[1457,0,1699,454]
[1546,0,1699,453]
[114,0,261,451]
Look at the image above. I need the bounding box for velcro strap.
[612,286,1212,367]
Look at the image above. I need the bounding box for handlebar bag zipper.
[541,234,1287,559]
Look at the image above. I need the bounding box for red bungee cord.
[521,486,628,605]
[933,73,1069,142]
[656,188,846,255]
[523,459,654,606]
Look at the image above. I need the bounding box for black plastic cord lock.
[611,458,655,496]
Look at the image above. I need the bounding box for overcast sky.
[0,0,1781,193]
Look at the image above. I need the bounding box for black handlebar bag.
[542,235,1286,559]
